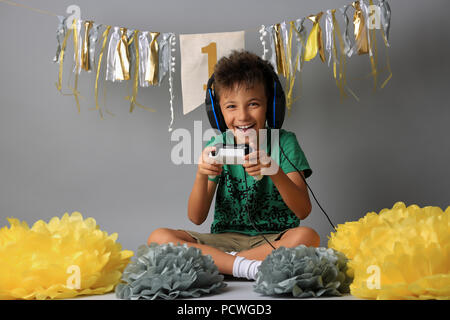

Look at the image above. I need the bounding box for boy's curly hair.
[213,50,276,108]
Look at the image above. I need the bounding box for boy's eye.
[224,102,259,109]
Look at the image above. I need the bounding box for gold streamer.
[129,30,140,112]
[273,24,288,77]
[293,23,306,105]
[146,32,160,85]
[304,12,325,62]
[359,0,378,92]
[331,9,346,100]
[81,21,93,71]
[70,19,82,113]
[91,25,111,119]
[116,27,131,81]
[380,28,392,89]
[285,21,297,115]
[352,1,369,55]
[331,10,360,102]
[369,14,378,91]
[55,24,73,93]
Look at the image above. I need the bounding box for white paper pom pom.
[116,243,226,300]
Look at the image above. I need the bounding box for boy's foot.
[232,256,262,280]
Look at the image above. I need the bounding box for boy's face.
[218,81,267,146]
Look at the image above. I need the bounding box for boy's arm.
[269,169,312,220]
[187,173,218,225]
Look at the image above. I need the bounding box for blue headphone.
[205,70,286,132]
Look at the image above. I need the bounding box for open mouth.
[235,123,256,133]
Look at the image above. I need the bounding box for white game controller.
[208,143,263,181]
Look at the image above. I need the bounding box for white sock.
[226,251,238,256]
[232,256,262,280]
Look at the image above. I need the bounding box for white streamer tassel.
[259,25,268,60]
[167,33,176,132]
[72,19,82,75]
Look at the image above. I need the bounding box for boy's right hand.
[197,146,223,177]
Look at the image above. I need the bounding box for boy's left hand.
[243,142,279,177]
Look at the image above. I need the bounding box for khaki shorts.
[178,229,289,253]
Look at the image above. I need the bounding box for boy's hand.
[243,142,278,177]
[197,146,223,177]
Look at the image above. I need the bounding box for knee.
[147,228,177,246]
[282,226,321,248]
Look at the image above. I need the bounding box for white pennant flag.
[179,31,245,115]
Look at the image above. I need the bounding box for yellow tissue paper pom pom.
[328,201,450,300]
[0,212,134,300]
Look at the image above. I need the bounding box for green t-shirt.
[205,128,312,236]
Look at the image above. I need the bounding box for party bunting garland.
[260,0,392,111]
[2,0,391,130]
[53,14,176,130]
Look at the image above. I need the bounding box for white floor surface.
[69,279,362,300]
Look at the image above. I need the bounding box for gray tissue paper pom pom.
[115,243,227,300]
[254,245,353,298]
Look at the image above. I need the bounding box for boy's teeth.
[237,124,254,129]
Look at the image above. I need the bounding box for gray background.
[0,0,448,252]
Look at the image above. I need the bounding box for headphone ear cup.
[205,74,228,132]
[274,76,286,129]
[266,73,286,129]
[215,104,228,132]
[206,97,227,132]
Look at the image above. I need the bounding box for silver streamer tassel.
[340,4,353,57]
[325,9,335,67]
[158,33,172,85]
[105,27,121,82]
[138,31,151,87]
[294,18,306,72]
[264,25,277,72]
[53,15,67,63]
[379,0,391,46]
[88,23,102,73]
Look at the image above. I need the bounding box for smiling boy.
[148,50,319,280]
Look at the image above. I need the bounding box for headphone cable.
[278,145,337,232]
[242,166,277,250]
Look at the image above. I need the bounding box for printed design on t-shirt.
[211,168,299,235]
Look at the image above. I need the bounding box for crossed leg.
[147,226,320,275]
